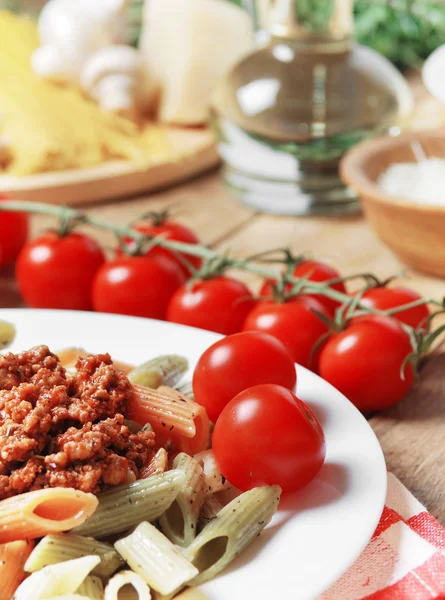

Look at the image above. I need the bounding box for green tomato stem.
[0,200,439,343]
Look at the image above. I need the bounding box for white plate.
[0,309,387,600]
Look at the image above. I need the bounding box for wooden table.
[3,73,445,522]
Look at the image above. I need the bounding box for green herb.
[294,0,334,33]
[246,128,377,162]
[354,0,445,68]
[17,0,445,69]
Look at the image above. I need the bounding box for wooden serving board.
[0,127,220,206]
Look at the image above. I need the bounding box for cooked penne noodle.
[159,453,206,547]
[25,533,123,578]
[185,485,281,585]
[13,555,100,600]
[0,319,15,349]
[140,447,168,479]
[193,450,232,495]
[115,522,199,596]
[104,570,151,600]
[129,385,210,454]
[174,590,210,600]
[151,590,177,600]
[0,487,98,544]
[0,539,34,600]
[73,470,185,538]
[56,347,133,374]
[76,575,104,599]
[128,355,188,389]
[156,386,210,456]
[174,381,194,400]
[56,347,87,370]
[198,494,224,531]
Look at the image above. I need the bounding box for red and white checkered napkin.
[322,473,445,600]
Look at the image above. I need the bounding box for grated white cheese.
[378,158,445,206]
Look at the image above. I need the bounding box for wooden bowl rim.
[340,129,445,215]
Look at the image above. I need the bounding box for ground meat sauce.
[0,345,155,499]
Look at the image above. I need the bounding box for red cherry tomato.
[213,384,326,493]
[127,219,201,277]
[260,259,346,316]
[167,276,256,335]
[243,296,330,369]
[357,287,429,329]
[318,314,414,412]
[0,197,29,268]
[16,232,105,310]
[92,253,185,319]
[293,260,346,313]
[193,331,296,423]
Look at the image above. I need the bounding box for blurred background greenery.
[2,0,445,68]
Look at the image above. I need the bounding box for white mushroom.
[81,45,144,117]
[31,0,131,84]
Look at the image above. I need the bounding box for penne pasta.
[104,570,151,600]
[174,381,194,401]
[73,470,185,538]
[56,347,133,374]
[0,487,98,544]
[185,485,281,585]
[115,522,198,596]
[193,450,232,496]
[12,555,100,600]
[198,494,224,531]
[140,447,168,479]
[25,533,123,579]
[129,385,210,454]
[76,575,104,599]
[174,590,210,600]
[127,385,210,454]
[56,347,87,370]
[128,355,188,389]
[159,453,206,547]
[0,539,34,600]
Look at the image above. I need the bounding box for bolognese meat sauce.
[0,345,155,499]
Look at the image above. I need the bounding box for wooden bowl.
[341,130,445,278]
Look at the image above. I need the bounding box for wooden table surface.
[3,73,445,522]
